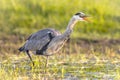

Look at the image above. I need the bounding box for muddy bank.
[0,35,120,55]
[66,38,120,54]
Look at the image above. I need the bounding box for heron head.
[73,12,90,22]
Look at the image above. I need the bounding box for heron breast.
[46,38,68,54]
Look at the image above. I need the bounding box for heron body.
[19,29,61,55]
[19,12,89,66]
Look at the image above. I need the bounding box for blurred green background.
[0,0,120,39]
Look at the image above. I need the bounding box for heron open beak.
[83,16,91,22]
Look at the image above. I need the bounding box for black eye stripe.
[75,12,81,15]
[75,12,86,18]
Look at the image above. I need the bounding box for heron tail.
[18,47,24,52]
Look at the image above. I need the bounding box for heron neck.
[63,17,78,37]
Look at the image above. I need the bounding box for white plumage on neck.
[62,15,79,37]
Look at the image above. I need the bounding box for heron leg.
[45,56,49,68]
[44,56,49,74]
[26,50,34,66]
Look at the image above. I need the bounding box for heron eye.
[79,15,83,18]
[79,13,84,17]
[79,15,82,17]
[79,14,85,18]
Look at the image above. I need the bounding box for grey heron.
[18,12,89,66]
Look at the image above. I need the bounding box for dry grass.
[0,36,120,79]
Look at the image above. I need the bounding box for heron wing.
[27,28,61,40]
[23,28,61,51]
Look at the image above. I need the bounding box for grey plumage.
[19,29,61,52]
[19,12,89,66]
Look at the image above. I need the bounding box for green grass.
[0,0,120,39]
[0,38,120,79]
[0,0,120,79]
[1,50,120,80]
